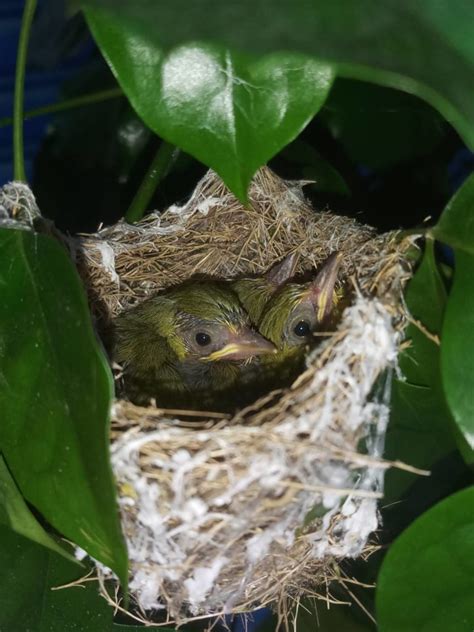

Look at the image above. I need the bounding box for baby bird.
[113,281,275,409]
[239,252,343,391]
[233,252,299,325]
[259,252,342,352]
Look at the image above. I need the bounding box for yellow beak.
[310,252,343,323]
[203,329,276,362]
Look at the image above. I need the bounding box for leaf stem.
[125,141,179,224]
[13,0,37,182]
[397,226,430,240]
[1,87,123,129]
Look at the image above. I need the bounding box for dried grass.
[0,169,416,625]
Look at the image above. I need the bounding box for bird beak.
[203,329,276,362]
[266,252,300,287]
[309,252,342,323]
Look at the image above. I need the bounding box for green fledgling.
[259,252,342,351]
[233,252,299,325]
[242,252,343,389]
[113,281,275,409]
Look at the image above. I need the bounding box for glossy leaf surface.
[0,229,127,586]
[398,239,446,386]
[84,5,334,201]
[376,486,474,632]
[0,526,113,632]
[384,382,455,502]
[384,240,454,500]
[433,174,474,451]
[83,0,474,148]
[0,455,75,562]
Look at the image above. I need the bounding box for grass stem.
[125,141,179,224]
[13,0,38,181]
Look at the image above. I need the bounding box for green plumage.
[245,282,313,388]
[113,254,341,411]
[237,253,343,392]
[113,281,274,410]
[232,276,276,325]
[258,283,312,349]
[233,253,299,325]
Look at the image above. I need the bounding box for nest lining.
[0,182,41,228]
[70,167,398,326]
[0,170,415,624]
[104,294,399,619]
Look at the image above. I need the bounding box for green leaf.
[439,250,474,452]
[83,5,334,202]
[398,239,446,386]
[384,382,455,502]
[0,526,114,632]
[432,174,474,452]
[0,229,127,587]
[376,486,474,632]
[0,454,76,562]
[384,240,455,500]
[82,0,474,148]
[433,173,474,254]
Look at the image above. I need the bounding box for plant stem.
[398,226,430,240]
[13,0,37,182]
[125,141,179,224]
[1,87,123,129]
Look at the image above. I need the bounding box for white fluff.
[107,296,399,611]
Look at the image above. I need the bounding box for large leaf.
[439,250,474,452]
[433,173,474,252]
[83,0,474,149]
[384,382,456,502]
[83,5,334,202]
[384,240,455,500]
[0,454,75,562]
[0,229,127,586]
[433,174,474,451]
[0,524,178,631]
[0,526,113,632]
[376,486,474,632]
[397,239,446,387]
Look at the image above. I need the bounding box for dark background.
[1,3,473,630]
[2,0,474,239]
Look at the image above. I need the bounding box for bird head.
[258,252,342,350]
[153,281,275,363]
[114,281,276,379]
[233,252,299,325]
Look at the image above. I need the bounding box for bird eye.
[195,332,212,346]
[293,320,311,337]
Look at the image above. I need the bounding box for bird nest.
[0,168,416,626]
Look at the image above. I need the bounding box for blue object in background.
[0,0,94,185]
[231,608,273,632]
[448,147,474,195]
[438,243,455,268]
[208,607,273,632]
